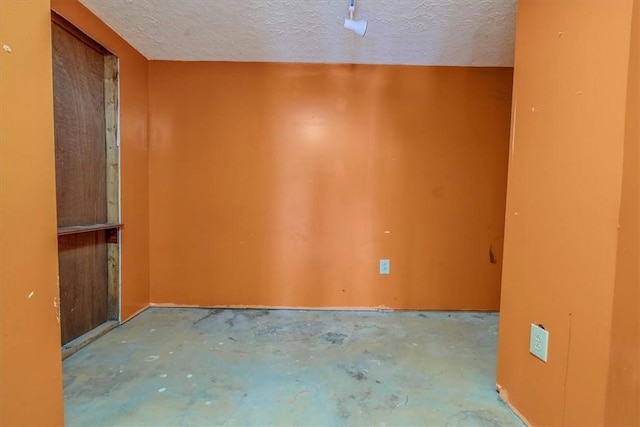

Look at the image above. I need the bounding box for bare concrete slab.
[63,308,523,426]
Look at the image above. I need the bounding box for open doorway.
[51,12,121,355]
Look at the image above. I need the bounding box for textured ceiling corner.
[78,0,517,66]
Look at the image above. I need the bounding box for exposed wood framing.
[105,55,120,322]
[57,223,122,236]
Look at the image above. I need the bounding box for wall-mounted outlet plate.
[379,259,390,275]
[530,323,549,362]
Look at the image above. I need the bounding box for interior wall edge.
[495,0,634,425]
[0,0,65,424]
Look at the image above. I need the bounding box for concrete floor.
[64,308,523,426]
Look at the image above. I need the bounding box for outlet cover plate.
[530,323,549,362]
[379,259,390,275]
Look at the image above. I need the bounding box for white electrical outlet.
[379,259,390,275]
[530,323,549,362]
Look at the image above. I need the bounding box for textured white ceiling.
[77,0,517,66]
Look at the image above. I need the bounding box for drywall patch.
[78,0,517,66]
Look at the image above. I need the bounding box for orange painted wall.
[496,1,634,426]
[51,0,150,320]
[0,1,65,425]
[148,63,513,310]
[605,0,640,425]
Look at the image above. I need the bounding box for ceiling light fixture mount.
[344,0,367,37]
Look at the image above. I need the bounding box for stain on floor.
[324,332,348,345]
[63,308,523,427]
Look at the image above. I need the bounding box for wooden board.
[57,232,108,344]
[52,23,107,228]
[104,55,120,321]
[57,223,122,236]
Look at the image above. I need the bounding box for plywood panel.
[58,232,108,344]
[52,23,107,227]
[52,21,111,344]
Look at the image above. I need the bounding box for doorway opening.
[51,12,121,357]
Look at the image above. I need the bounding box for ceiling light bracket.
[344,0,368,37]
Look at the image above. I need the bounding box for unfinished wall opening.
[51,12,121,354]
